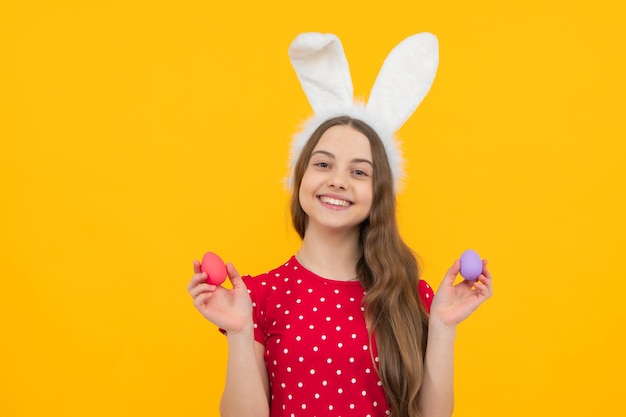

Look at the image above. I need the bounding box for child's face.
[299,124,374,235]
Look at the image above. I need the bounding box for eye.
[314,162,331,169]
[353,169,368,176]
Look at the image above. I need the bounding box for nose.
[328,170,348,190]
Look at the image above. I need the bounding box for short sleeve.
[241,275,267,345]
[418,279,434,314]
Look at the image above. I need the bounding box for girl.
[187,33,493,417]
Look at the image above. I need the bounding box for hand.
[187,260,253,334]
[429,259,493,327]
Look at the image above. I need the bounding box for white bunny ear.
[366,33,439,138]
[288,33,354,114]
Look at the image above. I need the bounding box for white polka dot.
[322,380,328,386]
[296,298,302,303]
[350,403,355,409]
[298,315,304,320]
[298,382,303,388]
[312,307,318,312]
[338,387,343,393]
[336,303,342,309]
[287,367,292,372]
[334,289,339,294]
[351,378,357,383]
[308,288,313,293]
[362,345,368,350]
[362,390,367,396]
[299,356,304,362]
[315,393,320,399]
[336,369,342,375]
[283,348,289,354]
[351,333,357,339]
[284,310,290,315]
[276,303,281,308]
[313,346,319,352]
[328,405,333,410]
[349,357,355,363]
[295,336,301,341]
[338,342,343,348]
[326,317,331,322]
[336,325,341,331]
[309,324,315,329]
[320,297,326,302]
[310,369,315,374]
[348,315,354,321]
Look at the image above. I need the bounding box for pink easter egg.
[201,252,227,285]
[459,249,483,281]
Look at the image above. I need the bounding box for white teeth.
[320,196,351,207]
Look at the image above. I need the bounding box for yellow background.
[1,0,625,416]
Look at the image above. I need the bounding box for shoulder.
[241,257,299,291]
[418,279,434,314]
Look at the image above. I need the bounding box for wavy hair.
[290,116,430,417]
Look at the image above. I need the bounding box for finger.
[193,292,213,308]
[193,259,201,274]
[481,260,492,280]
[189,282,217,298]
[476,273,493,297]
[226,263,244,287]
[187,272,208,292]
[441,259,460,286]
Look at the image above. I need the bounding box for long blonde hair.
[290,116,430,417]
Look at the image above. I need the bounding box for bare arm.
[419,259,492,417]
[220,334,270,417]
[187,262,270,417]
[419,318,456,417]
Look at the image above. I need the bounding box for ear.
[288,32,354,115]
[366,33,439,137]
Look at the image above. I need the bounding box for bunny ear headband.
[288,32,439,192]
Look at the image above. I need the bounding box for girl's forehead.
[313,125,372,157]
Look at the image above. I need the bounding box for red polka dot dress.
[242,256,434,417]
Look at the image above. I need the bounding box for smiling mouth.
[319,196,352,207]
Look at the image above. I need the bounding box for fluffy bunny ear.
[366,33,439,138]
[288,32,354,114]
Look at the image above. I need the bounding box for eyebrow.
[311,150,374,167]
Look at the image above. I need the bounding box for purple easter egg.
[459,249,482,280]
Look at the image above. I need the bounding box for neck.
[297,226,361,281]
